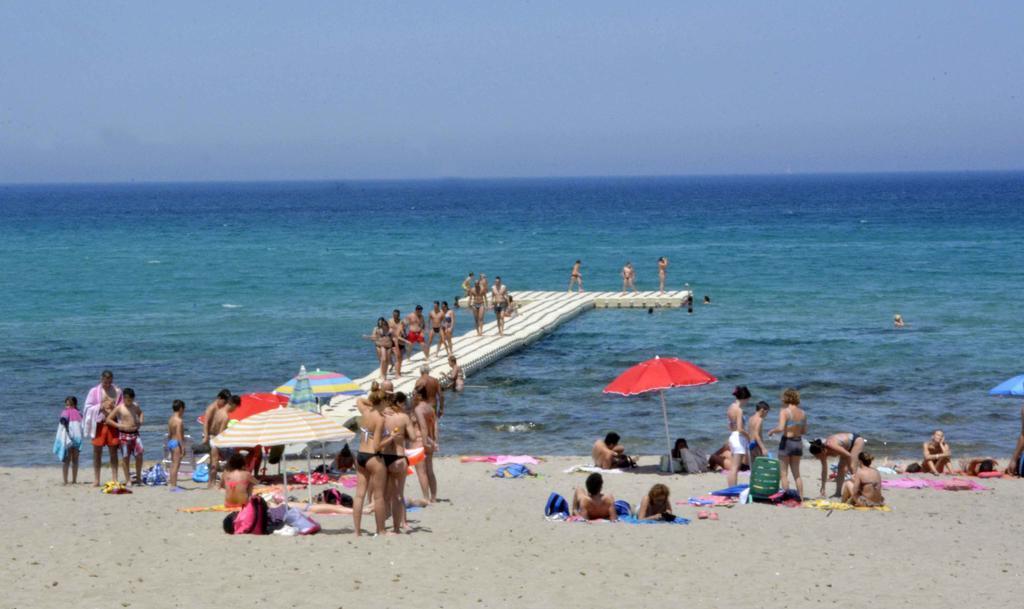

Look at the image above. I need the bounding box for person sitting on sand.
[671,438,709,474]
[222,453,258,508]
[809,432,868,497]
[922,430,953,475]
[637,483,674,521]
[332,444,355,473]
[842,452,885,507]
[592,432,636,469]
[572,473,617,521]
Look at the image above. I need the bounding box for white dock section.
[323,290,691,424]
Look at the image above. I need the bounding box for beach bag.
[614,500,632,518]
[493,464,532,478]
[143,463,168,486]
[750,457,780,499]
[233,496,271,535]
[192,463,209,483]
[544,492,570,517]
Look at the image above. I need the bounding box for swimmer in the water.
[893,313,905,328]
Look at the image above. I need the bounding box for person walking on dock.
[568,260,583,293]
[657,257,668,294]
[470,280,487,336]
[440,301,455,357]
[405,305,428,359]
[492,276,509,336]
[621,262,637,293]
[389,309,409,377]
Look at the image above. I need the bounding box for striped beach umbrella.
[210,407,353,448]
[288,366,318,413]
[274,368,363,399]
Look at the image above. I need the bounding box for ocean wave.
[222,303,243,309]
[494,422,544,433]
[147,259,161,264]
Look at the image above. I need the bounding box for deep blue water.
[2,173,1023,465]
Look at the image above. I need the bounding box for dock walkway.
[324,290,691,423]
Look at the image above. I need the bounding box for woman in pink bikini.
[221,453,257,508]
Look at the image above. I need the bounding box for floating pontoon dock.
[324,290,691,423]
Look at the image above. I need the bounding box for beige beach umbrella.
[212,406,354,502]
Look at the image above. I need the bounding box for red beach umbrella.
[603,356,717,468]
[197,392,290,425]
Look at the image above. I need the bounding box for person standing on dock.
[427,301,444,360]
[492,276,509,336]
[568,260,583,293]
[470,280,487,336]
[461,272,475,300]
[389,309,408,377]
[621,262,637,293]
[405,305,428,359]
[657,257,668,294]
[440,301,455,357]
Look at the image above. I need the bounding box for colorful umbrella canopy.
[990,374,1024,397]
[274,368,363,398]
[603,356,717,469]
[210,407,353,448]
[604,356,718,395]
[196,392,289,425]
[288,366,318,413]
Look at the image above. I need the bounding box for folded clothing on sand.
[563,465,624,474]
[178,504,242,513]
[804,499,891,512]
[684,495,737,507]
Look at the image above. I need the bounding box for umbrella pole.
[660,390,673,472]
[307,445,314,505]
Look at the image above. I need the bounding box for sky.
[1,1,1022,183]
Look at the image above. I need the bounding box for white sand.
[4,456,1022,609]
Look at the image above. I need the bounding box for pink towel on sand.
[461,455,540,465]
[339,475,358,489]
[882,477,991,491]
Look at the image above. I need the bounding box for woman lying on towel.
[842,452,885,508]
[572,473,617,521]
[637,484,675,521]
[222,453,258,508]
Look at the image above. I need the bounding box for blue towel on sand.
[619,515,690,525]
[710,484,748,497]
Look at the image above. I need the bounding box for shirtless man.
[491,276,509,336]
[389,309,407,377]
[461,272,475,299]
[567,260,583,293]
[202,389,231,448]
[621,262,637,293]
[446,355,464,392]
[409,385,439,502]
[747,400,770,461]
[426,301,444,360]
[86,370,122,486]
[922,429,953,475]
[573,473,617,521]
[207,394,240,488]
[405,305,428,359]
[592,432,635,469]
[105,387,144,484]
[167,400,186,490]
[726,386,751,487]
[657,257,668,294]
[414,364,445,419]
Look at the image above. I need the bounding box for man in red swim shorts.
[86,370,121,486]
[405,305,428,359]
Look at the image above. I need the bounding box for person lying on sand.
[592,433,636,469]
[572,473,617,521]
[222,453,258,508]
[954,458,1000,476]
[637,483,674,521]
[842,452,885,507]
[922,430,953,475]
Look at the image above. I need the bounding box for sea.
[2,173,1023,466]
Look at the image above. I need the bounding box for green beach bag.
[750,457,780,499]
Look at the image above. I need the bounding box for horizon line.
[2,167,1023,188]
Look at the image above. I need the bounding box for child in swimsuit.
[167,399,186,490]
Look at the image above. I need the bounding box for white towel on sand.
[563,465,624,474]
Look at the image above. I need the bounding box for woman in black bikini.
[809,432,867,497]
[376,391,419,534]
[352,384,388,536]
[364,318,393,381]
[768,388,807,498]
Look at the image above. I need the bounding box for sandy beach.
[5,456,1022,609]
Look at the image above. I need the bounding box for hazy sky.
[1,2,1022,182]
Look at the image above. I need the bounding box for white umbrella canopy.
[211,406,353,447]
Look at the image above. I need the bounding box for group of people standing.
[461,272,515,337]
[351,370,443,536]
[366,303,458,380]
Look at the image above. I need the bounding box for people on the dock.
[106,387,144,485]
[440,301,455,358]
[504,294,519,319]
[427,301,444,359]
[405,305,428,360]
[568,259,583,293]
[389,309,409,377]
[592,432,636,469]
[768,388,807,499]
[922,430,953,475]
[461,272,475,299]
[56,396,83,485]
[842,452,885,507]
[167,400,186,490]
[747,400,770,460]
[353,383,388,537]
[414,364,445,419]
[809,432,867,497]
[85,370,122,486]
[446,355,464,392]
[409,385,438,502]
[366,317,394,380]
[638,483,674,520]
[621,262,637,293]
[221,452,257,508]
[470,279,487,336]
[572,473,617,521]
[725,385,751,487]
[657,257,668,294]
[492,276,509,336]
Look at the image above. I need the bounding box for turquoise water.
[2,174,1023,465]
